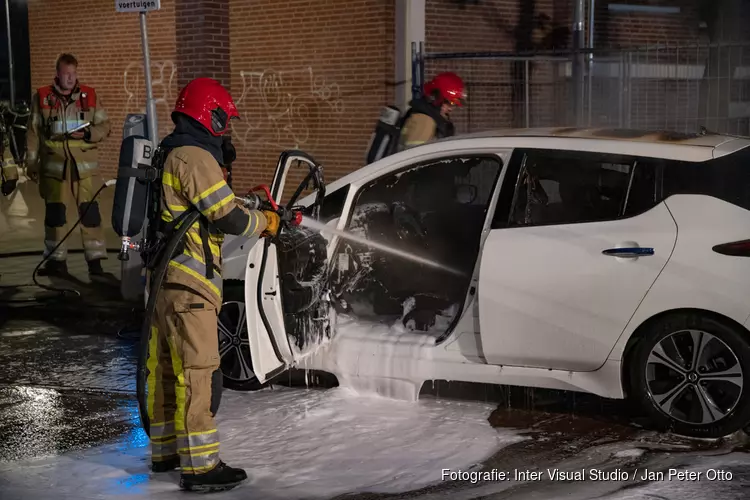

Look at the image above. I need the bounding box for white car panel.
[242,152,325,382]
[299,295,626,399]
[477,202,678,371]
[243,239,292,383]
[608,194,750,361]
[221,234,258,281]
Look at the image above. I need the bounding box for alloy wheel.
[645,329,744,425]
[218,300,256,383]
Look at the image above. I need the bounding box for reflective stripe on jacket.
[26,83,111,180]
[161,145,265,305]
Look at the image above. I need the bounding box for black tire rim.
[645,329,744,426]
[218,300,257,383]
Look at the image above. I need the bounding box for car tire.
[628,311,750,438]
[218,281,267,392]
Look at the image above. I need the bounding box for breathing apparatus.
[110,134,318,437]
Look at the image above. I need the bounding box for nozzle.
[237,193,263,211]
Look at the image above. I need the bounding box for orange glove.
[261,210,281,237]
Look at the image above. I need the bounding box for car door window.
[330,154,503,334]
[507,150,657,227]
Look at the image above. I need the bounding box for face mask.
[221,139,236,166]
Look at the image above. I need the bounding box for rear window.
[663,146,750,211]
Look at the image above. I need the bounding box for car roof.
[314,127,750,198]
[454,127,744,148]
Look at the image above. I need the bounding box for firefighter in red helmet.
[400,71,466,149]
[146,77,279,493]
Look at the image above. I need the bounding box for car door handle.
[602,247,654,258]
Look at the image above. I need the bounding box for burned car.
[220,128,750,439]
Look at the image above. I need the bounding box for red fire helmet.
[423,72,466,107]
[172,77,239,136]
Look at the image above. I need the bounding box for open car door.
[243,150,331,384]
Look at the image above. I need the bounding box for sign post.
[4,0,14,107]
[116,0,161,302]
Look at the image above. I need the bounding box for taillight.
[712,239,750,257]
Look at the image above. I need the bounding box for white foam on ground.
[302,314,447,401]
[0,386,523,499]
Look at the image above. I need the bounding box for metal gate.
[411,41,750,137]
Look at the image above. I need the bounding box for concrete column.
[395,0,425,110]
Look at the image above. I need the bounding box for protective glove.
[261,210,281,238]
[1,178,17,196]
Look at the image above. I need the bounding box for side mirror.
[455,184,478,204]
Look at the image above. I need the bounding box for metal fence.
[412,41,750,137]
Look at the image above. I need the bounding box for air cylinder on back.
[112,135,155,239]
[365,105,403,165]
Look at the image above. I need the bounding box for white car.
[219,127,750,439]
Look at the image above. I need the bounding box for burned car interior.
[327,156,503,334]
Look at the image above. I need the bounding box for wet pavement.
[0,316,141,463]
[1,306,750,499]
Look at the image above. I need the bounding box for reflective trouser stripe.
[40,174,106,262]
[146,326,178,460]
[44,239,67,261]
[149,286,222,475]
[83,239,107,261]
[177,430,220,473]
[151,431,177,460]
[146,326,159,421]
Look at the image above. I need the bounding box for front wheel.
[218,283,266,391]
[628,312,750,438]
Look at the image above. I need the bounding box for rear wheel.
[628,312,750,438]
[218,282,266,391]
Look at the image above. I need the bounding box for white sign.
[115,0,160,12]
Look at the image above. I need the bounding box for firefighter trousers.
[38,170,106,262]
[147,283,224,475]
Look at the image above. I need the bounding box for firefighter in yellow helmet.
[26,53,112,279]
[146,77,280,493]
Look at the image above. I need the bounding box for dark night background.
[0,0,31,103]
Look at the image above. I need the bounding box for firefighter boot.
[179,462,248,493]
[37,259,69,277]
[88,258,118,285]
[151,456,180,473]
[88,258,105,275]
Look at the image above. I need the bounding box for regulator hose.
[136,208,202,438]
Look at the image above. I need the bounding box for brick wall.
[27,0,394,194]
[176,0,231,88]
[26,0,740,192]
[228,0,395,197]
[27,0,177,180]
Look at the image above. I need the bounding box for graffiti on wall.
[234,67,345,149]
[121,63,345,148]
[123,60,177,139]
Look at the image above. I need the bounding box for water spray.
[299,216,466,277]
